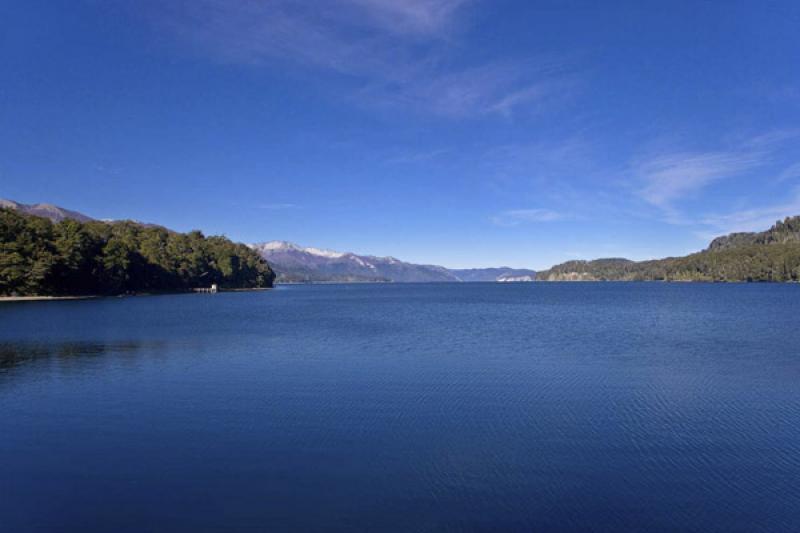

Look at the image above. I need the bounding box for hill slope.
[1,208,275,296]
[0,199,94,223]
[536,217,800,282]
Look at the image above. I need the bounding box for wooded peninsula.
[0,208,274,297]
[536,216,800,282]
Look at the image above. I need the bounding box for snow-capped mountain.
[250,241,457,283]
[250,241,536,283]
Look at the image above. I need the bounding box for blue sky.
[3,0,800,269]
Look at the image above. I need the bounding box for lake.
[1,283,799,532]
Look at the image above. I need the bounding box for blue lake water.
[1,283,799,532]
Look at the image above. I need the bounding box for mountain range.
[0,198,166,229]
[249,241,537,283]
[0,199,536,284]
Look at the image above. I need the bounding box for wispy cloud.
[477,137,624,219]
[487,83,555,117]
[385,148,450,164]
[345,0,470,35]
[370,59,576,117]
[635,151,762,209]
[144,0,576,117]
[93,163,123,177]
[490,208,564,227]
[777,162,800,183]
[697,188,800,239]
[738,128,800,150]
[152,0,467,68]
[632,131,800,213]
[256,203,299,210]
[482,137,598,188]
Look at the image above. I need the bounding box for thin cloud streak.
[490,208,564,227]
[776,162,800,183]
[385,148,450,164]
[698,188,800,238]
[145,0,576,117]
[633,131,800,213]
[257,203,300,210]
[635,151,762,209]
[401,60,574,117]
[346,0,470,35]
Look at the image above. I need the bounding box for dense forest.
[0,208,275,296]
[536,216,800,282]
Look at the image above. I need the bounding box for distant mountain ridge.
[536,216,800,282]
[0,199,94,223]
[251,241,536,283]
[0,199,165,229]
[250,241,455,283]
[450,268,536,282]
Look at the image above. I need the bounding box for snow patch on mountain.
[305,247,346,259]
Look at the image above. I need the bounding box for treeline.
[537,216,800,283]
[0,208,275,296]
[708,216,800,250]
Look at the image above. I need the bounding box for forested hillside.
[0,208,274,296]
[536,216,800,282]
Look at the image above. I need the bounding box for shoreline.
[0,295,99,302]
[0,287,273,302]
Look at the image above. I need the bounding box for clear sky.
[3,0,800,269]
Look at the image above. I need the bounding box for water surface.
[1,283,799,532]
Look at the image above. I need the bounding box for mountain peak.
[255,240,303,251]
[0,198,94,223]
[252,241,347,259]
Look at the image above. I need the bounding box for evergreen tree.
[0,208,275,296]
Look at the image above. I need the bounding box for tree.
[0,208,276,296]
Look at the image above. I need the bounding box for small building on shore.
[193,283,218,294]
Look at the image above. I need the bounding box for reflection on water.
[0,341,148,371]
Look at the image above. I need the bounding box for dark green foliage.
[537,216,800,283]
[0,209,275,296]
[707,216,800,250]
